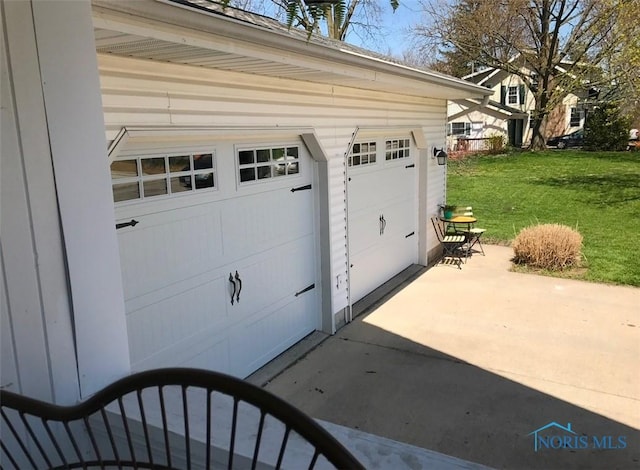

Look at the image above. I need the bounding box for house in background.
[447,61,590,150]
[2,0,491,413]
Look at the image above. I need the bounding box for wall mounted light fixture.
[433,148,448,165]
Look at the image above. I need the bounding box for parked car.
[546,129,584,149]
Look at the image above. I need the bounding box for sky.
[235,0,435,58]
[344,1,430,57]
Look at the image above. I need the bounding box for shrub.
[486,134,506,154]
[584,102,631,151]
[512,224,583,270]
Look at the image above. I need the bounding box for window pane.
[111,160,138,179]
[352,143,360,154]
[370,154,376,163]
[141,158,166,175]
[370,142,376,151]
[194,172,214,189]
[353,155,360,165]
[286,147,299,159]
[112,182,140,202]
[143,179,167,197]
[193,153,213,170]
[404,139,410,147]
[239,150,254,165]
[288,162,299,175]
[169,156,190,173]
[257,166,272,179]
[256,149,270,163]
[170,176,191,193]
[272,148,285,160]
[240,168,255,182]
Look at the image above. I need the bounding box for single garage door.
[347,136,417,303]
[111,139,318,378]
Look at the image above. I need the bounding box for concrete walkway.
[263,245,640,469]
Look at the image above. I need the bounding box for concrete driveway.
[263,245,640,469]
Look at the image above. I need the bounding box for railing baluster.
[18,412,53,468]
[99,407,121,466]
[228,398,239,469]
[118,397,136,464]
[182,385,191,470]
[0,409,39,469]
[159,386,172,468]
[308,449,320,469]
[206,390,213,470]
[62,420,85,466]
[82,415,104,466]
[136,389,154,467]
[251,411,266,470]
[275,426,291,470]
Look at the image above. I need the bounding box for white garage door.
[111,140,318,378]
[347,136,417,303]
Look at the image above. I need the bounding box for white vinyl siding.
[99,54,446,315]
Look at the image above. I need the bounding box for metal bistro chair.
[1,368,364,470]
[431,217,465,269]
[454,208,486,259]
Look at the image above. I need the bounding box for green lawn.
[446,150,640,286]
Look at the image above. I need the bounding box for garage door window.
[237,146,299,183]
[385,139,411,160]
[348,141,377,167]
[111,153,216,203]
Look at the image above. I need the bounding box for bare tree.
[281,0,398,41]
[413,0,630,149]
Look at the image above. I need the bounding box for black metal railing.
[1,368,363,469]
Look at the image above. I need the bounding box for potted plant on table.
[440,204,457,220]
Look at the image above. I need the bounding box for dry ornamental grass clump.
[512,224,583,271]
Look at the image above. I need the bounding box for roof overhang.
[92,0,491,101]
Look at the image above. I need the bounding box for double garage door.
[347,136,417,303]
[111,139,318,378]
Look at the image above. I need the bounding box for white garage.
[347,134,417,303]
[111,137,319,378]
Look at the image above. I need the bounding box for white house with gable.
[447,61,589,150]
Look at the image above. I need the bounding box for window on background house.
[508,86,519,105]
[530,73,539,92]
[570,108,582,127]
[448,122,472,136]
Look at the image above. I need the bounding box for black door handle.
[381,215,387,234]
[229,273,237,305]
[234,271,242,303]
[379,214,383,235]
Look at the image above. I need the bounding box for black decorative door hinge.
[116,219,139,230]
[291,184,312,193]
[295,283,315,297]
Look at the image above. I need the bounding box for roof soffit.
[92,0,490,100]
